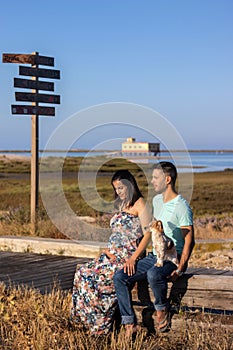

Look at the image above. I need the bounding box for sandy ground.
[0,154,30,162]
[188,248,233,270]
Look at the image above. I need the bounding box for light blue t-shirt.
[152,194,193,255]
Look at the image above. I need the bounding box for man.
[113,161,195,336]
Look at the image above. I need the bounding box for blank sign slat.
[14,78,54,91]
[34,55,54,66]
[15,92,60,104]
[19,66,60,79]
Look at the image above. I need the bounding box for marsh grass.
[0,283,232,350]
[0,158,232,348]
[0,157,233,240]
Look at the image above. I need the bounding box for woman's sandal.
[157,310,171,333]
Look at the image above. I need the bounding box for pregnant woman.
[70,169,150,335]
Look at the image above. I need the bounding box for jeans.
[113,253,177,325]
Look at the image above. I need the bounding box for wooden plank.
[133,289,233,312]
[14,78,54,91]
[0,257,77,276]
[3,53,35,64]
[133,306,233,330]
[135,274,233,296]
[187,267,233,276]
[2,53,54,66]
[0,253,87,293]
[217,270,233,276]
[34,55,54,66]
[15,92,60,104]
[176,274,233,291]
[11,105,55,116]
[176,290,233,310]
[19,66,60,79]
[132,274,233,311]
[187,267,210,274]
[171,315,233,330]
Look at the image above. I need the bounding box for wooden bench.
[131,267,233,331]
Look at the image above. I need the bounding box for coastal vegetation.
[0,156,232,348]
[0,283,232,350]
[0,156,233,240]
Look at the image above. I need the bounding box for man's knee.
[147,267,163,285]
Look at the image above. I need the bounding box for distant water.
[128,151,233,172]
[0,150,233,173]
[180,151,233,172]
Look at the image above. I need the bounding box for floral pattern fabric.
[71,211,143,334]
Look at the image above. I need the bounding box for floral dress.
[71,211,143,334]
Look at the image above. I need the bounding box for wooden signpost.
[2,52,60,234]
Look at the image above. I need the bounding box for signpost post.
[2,52,60,234]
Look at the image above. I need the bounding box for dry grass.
[0,158,232,349]
[0,157,233,240]
[0,283,232,350]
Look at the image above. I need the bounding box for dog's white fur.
[149,220,178,267]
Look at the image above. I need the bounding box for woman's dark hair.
[111,169,143,209]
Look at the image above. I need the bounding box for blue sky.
[0,0,232,150]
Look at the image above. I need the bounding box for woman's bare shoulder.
[133,197,147,213]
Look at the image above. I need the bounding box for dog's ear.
[167,238,174,250]
[149,220,157,229]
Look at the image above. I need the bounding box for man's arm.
[170,225,195,279]
[123,230,151,276]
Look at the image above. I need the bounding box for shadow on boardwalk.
[0,251,90,293]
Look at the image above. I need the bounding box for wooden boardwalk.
[1,251,232,331]
[0,251,232,295]
[0,251,90,293]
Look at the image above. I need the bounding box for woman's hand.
[102,249,116,261]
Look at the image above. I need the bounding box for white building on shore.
[121,138,160,156]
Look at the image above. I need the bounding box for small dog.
[149,220,179,267]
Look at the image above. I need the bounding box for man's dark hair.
[153,161,177,186]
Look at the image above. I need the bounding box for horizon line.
[0,149,233,153]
